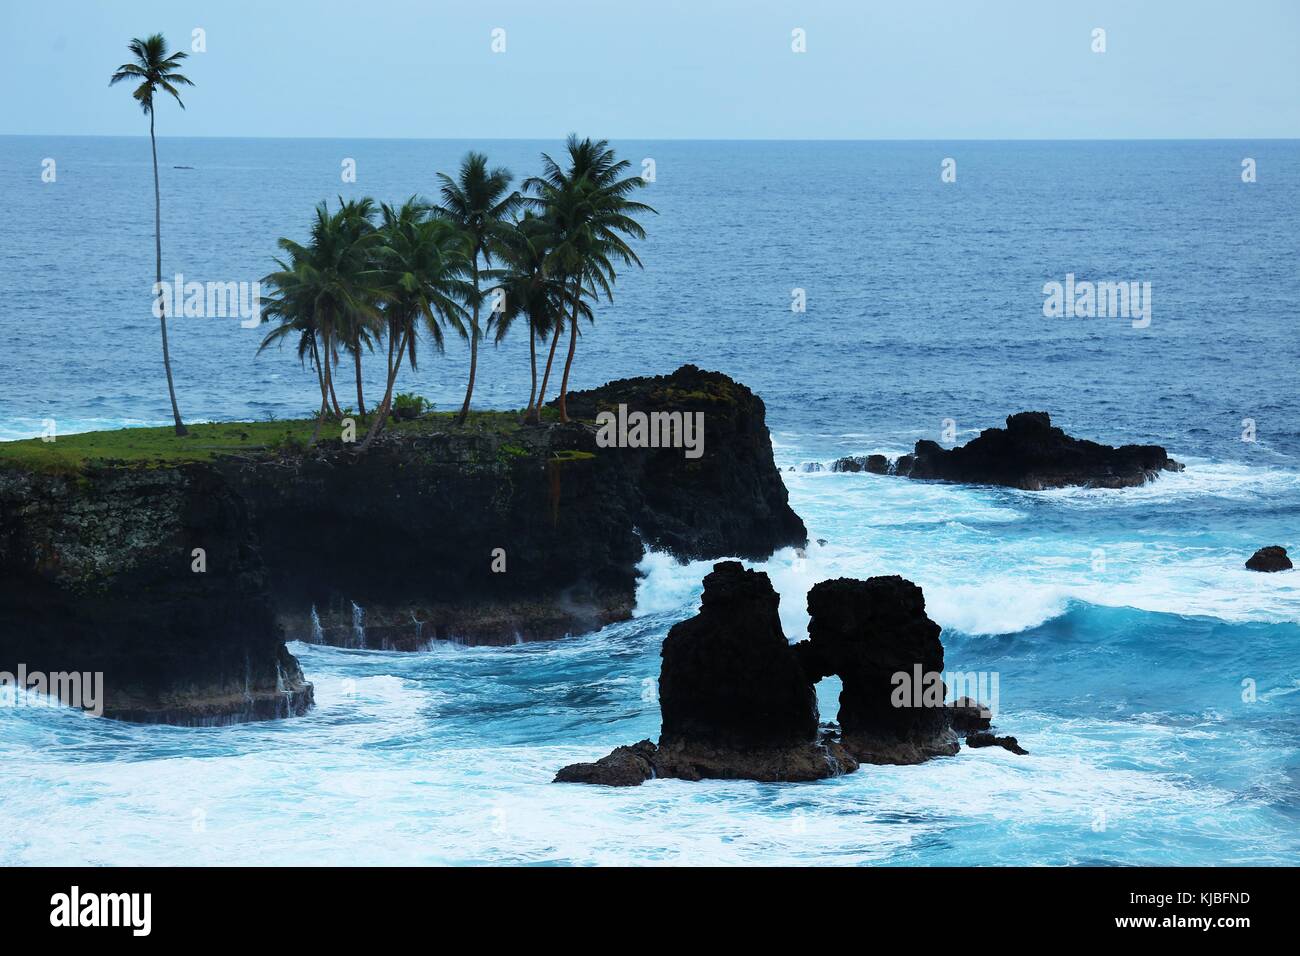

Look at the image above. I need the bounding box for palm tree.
[359,199,472,450]
[333,197,381,417]
[259,200,383,446]
[485,213,589,422]
[110,34,194,436]
[433,152,522,425]
[524,136,654,422]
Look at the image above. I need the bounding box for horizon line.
[3,133,1299,143]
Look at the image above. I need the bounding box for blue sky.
[2,0,1297,139]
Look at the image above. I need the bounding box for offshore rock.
[866,412,1182,489]
[658,561,818,751]
[1245,545,1292,572]
[555,565,1020,786]
[801,576,958,764]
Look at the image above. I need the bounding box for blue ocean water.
[1,137,1298,865]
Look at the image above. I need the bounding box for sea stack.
[554,563,1021,786]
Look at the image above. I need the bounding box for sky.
[1,0,1297,139]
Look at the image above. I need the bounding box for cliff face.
[0,464,312,724]
[556,365,808,560]
[0,366,804,723]
[223,364,806,650]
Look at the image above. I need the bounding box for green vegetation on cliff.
[0,409,556,473]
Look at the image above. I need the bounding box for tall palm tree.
[524,136,654,422]
[259,200,382,446]
[433,152,521,425]
[485,213,589,422]
[359,199,472,450]
[110,34,194,436]
[333,197,381,417]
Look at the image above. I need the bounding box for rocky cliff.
[0,464,312,724]
[0,366,804,723]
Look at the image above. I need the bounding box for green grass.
[0,409,540,473]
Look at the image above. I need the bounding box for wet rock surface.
[841,412,1182,490]
[0,465,313,724]
[555,562,1022,786]
[801,575,958,764]
[0,367,803,723]
[966,732,1029,755]
[1245,545,1292,572]
[658,561,818,751]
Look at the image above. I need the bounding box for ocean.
[1,137,1298,864]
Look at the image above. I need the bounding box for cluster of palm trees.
[111,32,653,448]
[258,138,654,451]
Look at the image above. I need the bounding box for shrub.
[392,393,430,421]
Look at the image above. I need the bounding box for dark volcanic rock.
[966,732,1029,755]
[226,366,803,651]
[1,368,801,722]
[0,465,312,724]
[554,365,807,560]
[831,454,890,474]
[801,576,957,764]
[893,412,1182,490]
[556,565,1023,786]
[950,696,993,733]
[659,561,819,751]
[1245,545,1292,572]
[556,561,852,784]
[553,741,659,786]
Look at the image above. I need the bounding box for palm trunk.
[353,345,366,418]
[456,259,481,425]
[556,284,582,423]
[311,336,327,409]
[308,393,329,448]
[522,318,539,421]
[326,340,342,417]
[360,327,410,451]
[151,110,187,436]
[533,319,563,424]
[308,331,331,448]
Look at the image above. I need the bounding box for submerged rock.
[852,412,1182,489]
[830,454,890,474]
[1245,545,1292,572]
[966,732,1029,755]
[950,697,993,733]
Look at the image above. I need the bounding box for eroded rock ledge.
[0,465,312,724]
[554,561,1022,786]
[831,412,1183,489]
[0,366,804,723]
